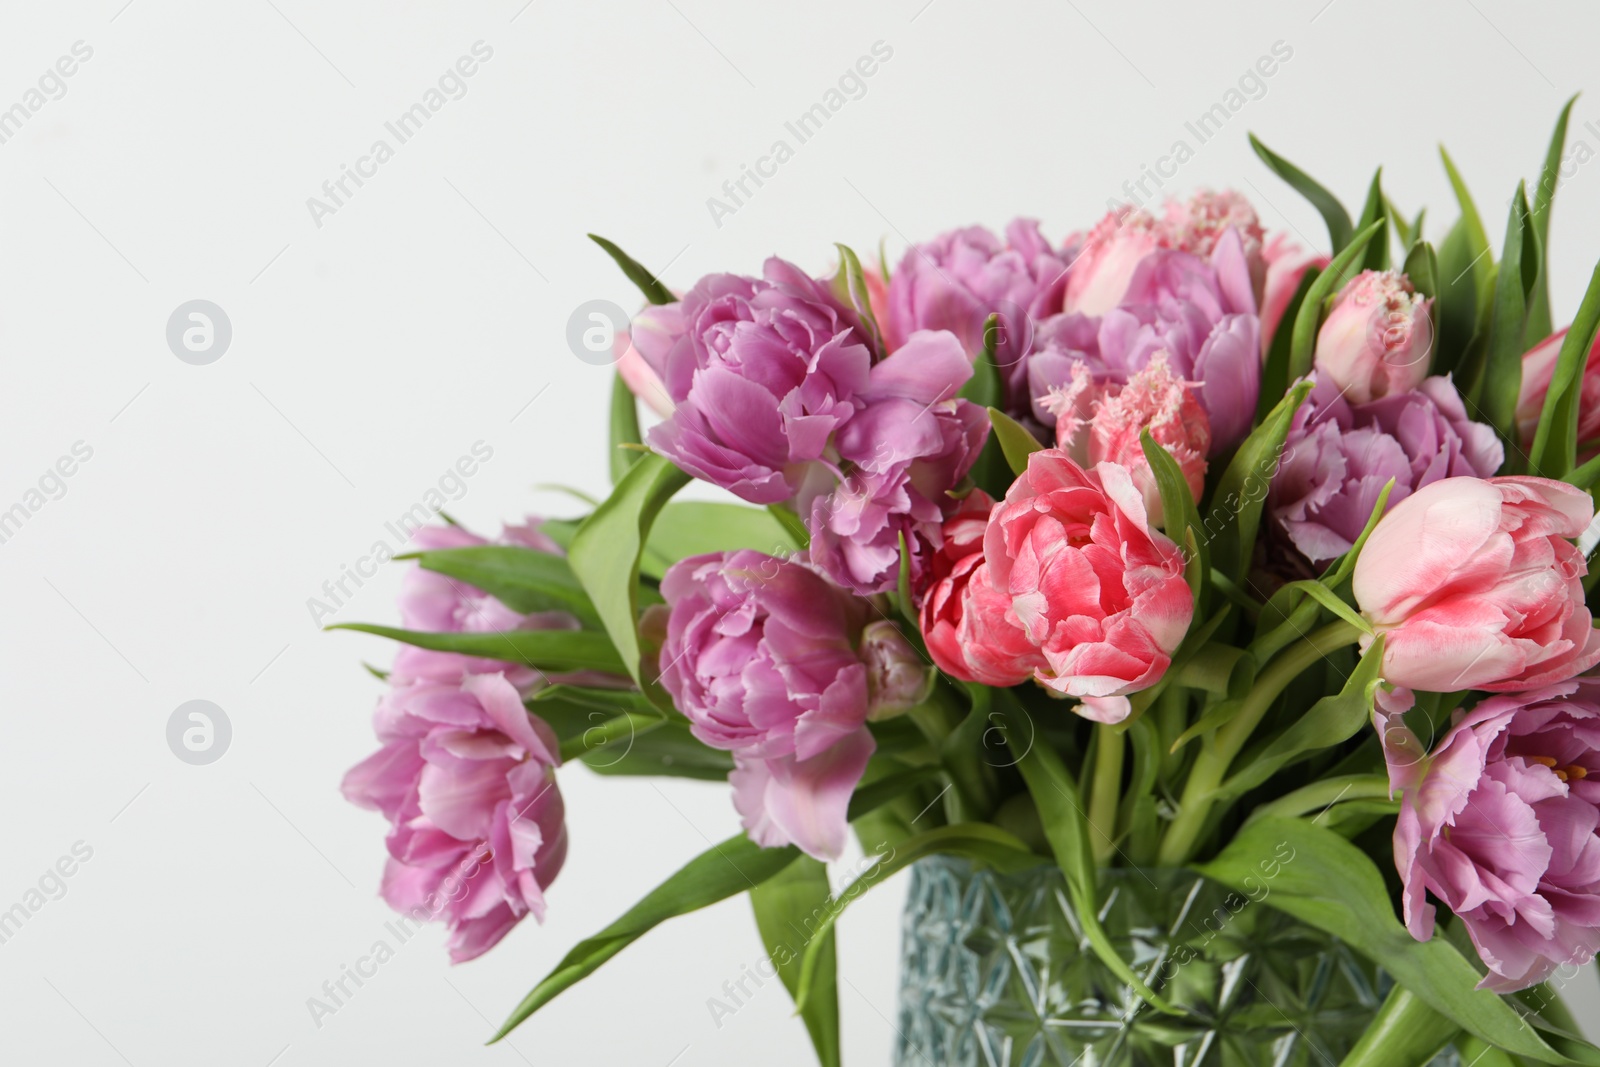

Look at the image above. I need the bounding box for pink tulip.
[983,449,1194,721]
[1259,233,1327,355]
[1047,352,1210,526]
[1353,476,1600,692]
[1065,190,1265,317]
[1377,680,1600,991]
[917,491,1044,688]
[1516,326,1600,459]
[342,673,567,962]
[1313,270,1433,403]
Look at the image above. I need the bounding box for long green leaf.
[998,694,1178,1013]
[750,856,840,1067]
[1355,168,1390,270]
[643,502,801,578]
[792,824,1040,1013]
[588,233,674,305]
[401,545,599,625]
[829,242,886,355]
[1249,134,1353,251]
[1533,261,1600,478]
[1141,429,1208,612]
[1288,219,1386,383]
[1209,380,1314,584]
[327,623,625,674]
[1197,818,1600,1065]
[609,372,643,485]
[1528,95,1580,343]
[1257,266,1320,422]
[1476,182,1539,452]
[1217,636,1384,800]
[568,453,690,686]
[1440,147,1496,311]
[1338,985,1460,1067]
[489,770,933,1041]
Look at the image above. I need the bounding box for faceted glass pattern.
[895,856,1461,1067]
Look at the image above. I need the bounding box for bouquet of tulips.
[337,103,1600,1064]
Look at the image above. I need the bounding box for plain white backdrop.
[4,0,1600,1063]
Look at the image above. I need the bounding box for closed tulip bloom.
[1353,476,1600,692]
[1378,680,1600,991]
[1516,326,1600,459]
[983,449,1194,721]
[1313,270,1433,404]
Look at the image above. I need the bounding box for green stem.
[1087,725,1125,863]
[1245,774,1391,825]
[1158,619,1362,866]
[1338,986,1459,1067]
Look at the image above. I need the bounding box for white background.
[3,1,1600,1063]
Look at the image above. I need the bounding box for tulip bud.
[860,620,933,720]
[1313,270,1433,403]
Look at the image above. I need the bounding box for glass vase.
[894,855,1460,1067]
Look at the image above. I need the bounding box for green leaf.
[750,856,840,1067]
[997,694,1178,1014]
[1210,380,1314,583]
[829,242,886,355]
[1355,168,1390,271]
[766,504,811,551]
[1338,985,1460,1067]
[1217,636,1384,799]
[1440,147,1496,312]
[792,824,1039,1012]
[1257,265,1320,423]
[1474,182,1539,453]
[489,769,934,1042]
[588,233,674,306]
[988,406,1042,476]
[1404,240,1440,300]
[960,313,1003,408]
[568,453,690,685]
[400,545,599,626]
[609,372,643,485]
[1528,95,1580,343]
[1288,219,1386,383]
[1386,197,1416,250]
[641,502,801,579]
[1436,216,1483,379]
[1141,429,1208,611]
[1533,261,1600,478]
[1197,818,1600,1065]
[327,623,625,674]
[1248,134,1353,251]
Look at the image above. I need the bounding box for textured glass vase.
[895,855,1458,1067]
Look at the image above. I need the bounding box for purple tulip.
[389,520,615,690]
[342,673,568,962]
[632,258,874,503]
[1029,228,1262,450]
[657,550,923,860]
[885,219,1069,403]
[803,332,989,594]
[1378,680,1600,992]
[1269,375,1502,565]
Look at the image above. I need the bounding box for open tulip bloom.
[335,108,1600,1064]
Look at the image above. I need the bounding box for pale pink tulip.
[1353,476,1600,692]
